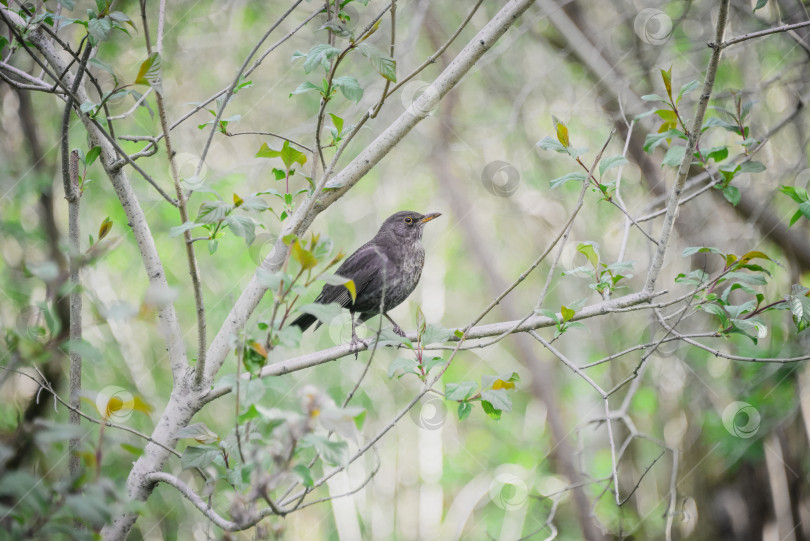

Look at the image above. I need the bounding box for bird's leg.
[384,313,406,337]
[349,313,361,359]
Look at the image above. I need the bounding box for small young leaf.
[85,146,102,167]
[552,116,570,147]
[97,217,113,241]
[134,52,162,94]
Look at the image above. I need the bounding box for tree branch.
[643,0,731,294]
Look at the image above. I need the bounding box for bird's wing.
[315,243,388,309]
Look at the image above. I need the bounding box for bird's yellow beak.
[420,212,441,223]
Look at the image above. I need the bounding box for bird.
[290,210,441,344]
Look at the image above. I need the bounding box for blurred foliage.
[1,0,810,539]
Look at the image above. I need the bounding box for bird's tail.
[290,313,318,332]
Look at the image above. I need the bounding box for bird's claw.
[350,331,363,359]
[392,324,405,337]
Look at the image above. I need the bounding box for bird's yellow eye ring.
[404,216,413,224]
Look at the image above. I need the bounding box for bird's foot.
[384,314,406,337]
[350,330,364,359]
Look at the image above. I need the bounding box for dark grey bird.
[290,210,441,343]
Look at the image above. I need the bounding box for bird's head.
[378,210,441,241]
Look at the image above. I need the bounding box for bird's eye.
[404,216,413,224]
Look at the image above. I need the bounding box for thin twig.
[196,0,306,178]
[719,19,810,49]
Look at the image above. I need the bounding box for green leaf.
[421,324,454,345]
[134,52,162,95]
[291,239,317,270]
[176,423,220,444]
[224,214,256,245]
[552,116,570,147]
[357,42,397,82]
[290,81,321,97]
[598,155,628,177]
[256,142,281,159]
[292,465,314,487]
[457,401,472,420]
[789,289,810,332]
[700,303,730,328]
[536,136,567,153]
[88,16,112,42]
[208,239,218,255]
[753,0,768,12]
[180,445,219,470]
[302,43,340,73]
[641,93,667,102]
[577,242,600,269]
[723,185,741,206]
[660,67,672,100]
[169,221,199,237]
[196,200,231,224]
[388,357,419,378]
[778,186,808,204]
[301,434,348,466]
[423,356,446,374]
[480,400,502,420]
[445,381,477,401]
[560,305,575,322]
[705,146,728,163]
[662,145,686,167]
[681,246,725,257]
[481,389,512,413]
[108,10,135,29]
[677,80,700,102]
[85,145,102,167]
[701,116,738,133]
[333,76,363,102]
[789,209,804,227]
[97,217,112,241]
[328,113,344,133]
[549,172,587,189]
[643,129,687,152]
[799,201,810,220]
[739,161,766,173]
[279,140,307,169]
